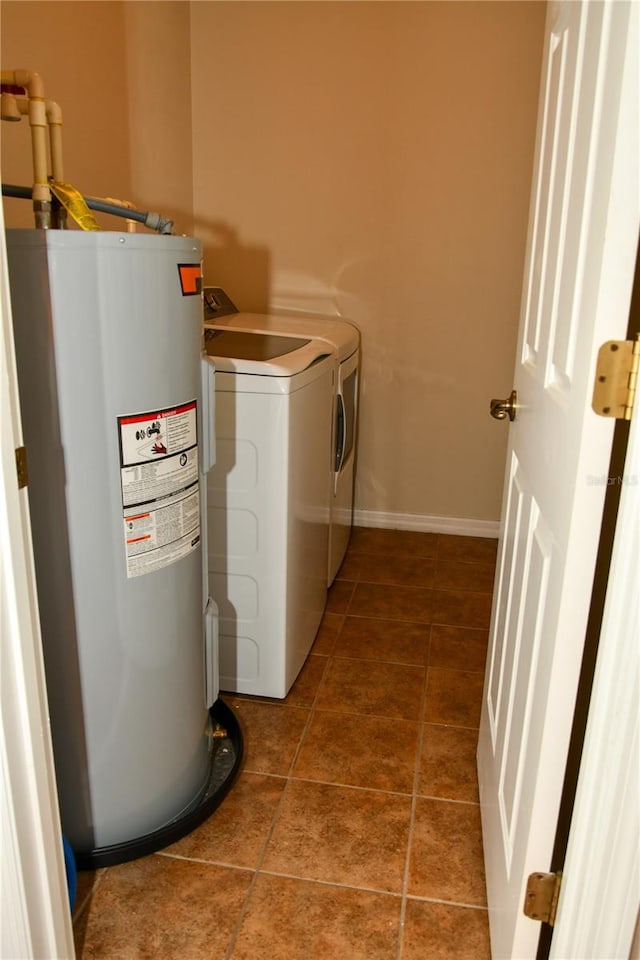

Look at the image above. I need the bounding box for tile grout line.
[345,579,495,595]
[282,772,416,799]
[222,634,338,960]
[395,620,433,960]
[220,772,290,959]
[157,851,254,873]
[324,652,485,675]
[342,545,430,959]
[72,866,108,926]
[405,893,490,911]
[284,646,334,776]
[248,867,406,899]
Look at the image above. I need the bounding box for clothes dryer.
[204,307,359,584]
[203,329,335,698]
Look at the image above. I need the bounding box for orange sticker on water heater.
[178,263,202,296]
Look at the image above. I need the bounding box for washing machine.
[203,327,335,698]
[203,295,360,584]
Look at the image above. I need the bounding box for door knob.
[490,389,517,422]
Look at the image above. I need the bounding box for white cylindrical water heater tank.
[7,230,231,867]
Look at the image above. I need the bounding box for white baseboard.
[353,509,500,540]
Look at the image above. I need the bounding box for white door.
[477,2,639,958]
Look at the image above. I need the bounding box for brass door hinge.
[524,871,562,926]
[592,335,639,419]
[15,446,29,489]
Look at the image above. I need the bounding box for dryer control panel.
[203,286,238,321]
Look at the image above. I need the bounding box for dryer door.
[334,350,358,491]
[329,349,359,583]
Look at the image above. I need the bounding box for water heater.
[7,229,239,867]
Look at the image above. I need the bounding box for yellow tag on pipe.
[49,180,100,231]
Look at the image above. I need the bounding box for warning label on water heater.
[118,400,200,578]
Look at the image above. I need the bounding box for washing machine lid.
[204,311,359,362]
[204,328,333,376]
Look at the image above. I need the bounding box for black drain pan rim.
[74,697,242,871]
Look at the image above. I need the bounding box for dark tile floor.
[73,527,496,959]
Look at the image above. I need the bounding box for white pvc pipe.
[1,91,22,122]
[27,101,48,201]
[1,70,51,221]
[4,68,45,100]
[45,99,63,183]
[104,197,137,233]
[6,95,64,183]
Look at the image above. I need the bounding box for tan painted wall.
[1,1,194,235]
[1,0,545,526]
[190,1,546,524]
[122,2,195,236]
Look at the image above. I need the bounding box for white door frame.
[0,208,75,957]
[551,374,640,958]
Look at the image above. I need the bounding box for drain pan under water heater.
[7,230,241,868]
